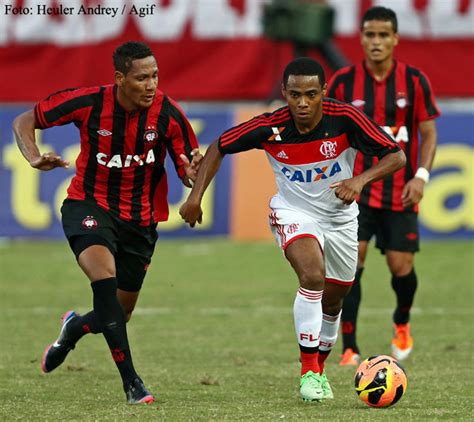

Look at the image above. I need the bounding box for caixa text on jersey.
[96,150,155,168]
[281,162,342,183]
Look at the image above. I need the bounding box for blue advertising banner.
[0,105,234,238]
[418,112,473,239]
[0,106,473,240]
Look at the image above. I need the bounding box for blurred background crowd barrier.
[0,0,473,240]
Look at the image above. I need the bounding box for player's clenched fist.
[179,200,203,227]
[330,177,365,205]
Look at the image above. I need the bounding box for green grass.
[0,239,473,421]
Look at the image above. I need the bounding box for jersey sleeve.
[345,104,400,157]
[414,70,441,122]
[34,87,97,129]
[326,72,344,101]
[218,113,272,155]
[165,97,199,179]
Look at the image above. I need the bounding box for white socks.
[293,287,323,349]
[319,311,341,353]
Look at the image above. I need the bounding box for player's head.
[281,58,327,130]
[113,41,158,111]
[360,7,399,64]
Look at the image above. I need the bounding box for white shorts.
[269,197,358,285]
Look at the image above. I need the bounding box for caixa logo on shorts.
[281,162,342,182]
[82,216,98,229]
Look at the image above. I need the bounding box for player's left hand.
[181,148,203,188]
[330,177,364,205]
[401,178,424,208]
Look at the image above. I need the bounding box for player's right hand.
[330,177,364,205]
[179,200,203,228]
[30,152,70,171]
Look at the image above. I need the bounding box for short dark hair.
[283,57,325,87]
[361,6,398,33]
[113,41,154,75]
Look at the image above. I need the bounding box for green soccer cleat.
[321,371,334,399]
[300,371,323,402]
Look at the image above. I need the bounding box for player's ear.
[115,70,125,87]
[393,32,400,47]
[322,83,328,96]
[281,82,286,99]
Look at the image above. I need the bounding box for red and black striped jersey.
[35,85,198,226]
[327,60,440,212]
[219,99,400,223]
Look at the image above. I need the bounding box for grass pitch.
[0,239,473,421]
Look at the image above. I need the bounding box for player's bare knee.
[389,262,413,277]
[322,299,343,316]
[78,247,116,281]
[298,268,324,290]
[387,252,414,276]
[87,267,116,281]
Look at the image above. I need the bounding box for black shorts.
[61,199,158,292]
[357,204,420,254]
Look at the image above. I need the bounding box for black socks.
[391,269,418,324]
[341,268,363,353]
[91,277,137,386]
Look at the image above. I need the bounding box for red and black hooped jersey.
[218,98,400,224]
[327,61,440,212]
[35,85,198,226]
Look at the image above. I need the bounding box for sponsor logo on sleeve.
[268,127,285,141]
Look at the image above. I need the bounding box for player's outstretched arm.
[331,150,406,205]
[179,140,224,227]
[13,110,70,171]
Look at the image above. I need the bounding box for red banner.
[0,0,473,101]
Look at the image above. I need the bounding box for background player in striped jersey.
[179,58,405,402]
[327,6,440,365]
[13,41,202,404]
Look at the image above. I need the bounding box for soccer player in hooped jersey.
[13,41,202,404]
[179,57,406,401]
[327,6,440,365]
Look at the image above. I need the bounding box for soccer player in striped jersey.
[13,41,202,404]
[327,6,440,365]
[179,57,405,402]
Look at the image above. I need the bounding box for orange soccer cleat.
[391,323,414,361]
[339,348,361,366]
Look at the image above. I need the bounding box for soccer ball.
[354,355,407,408]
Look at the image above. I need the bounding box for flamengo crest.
[320,140,337,159]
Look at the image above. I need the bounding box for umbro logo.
[351,99,365,108]
[276,150,289,160]
[97,129,112,136]
[268,127,285,141]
